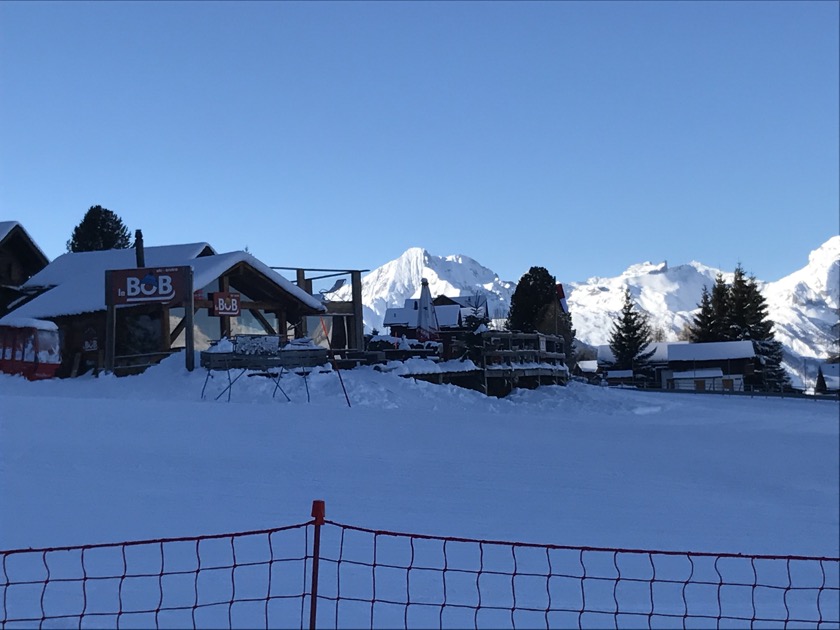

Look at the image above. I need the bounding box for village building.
[383,292,489,338]
[0,221,49,314]
[0,242,326,376]
[816,362,839,395]
[597,340,757,391]
[663,340,756,391]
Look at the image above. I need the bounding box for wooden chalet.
[0,221,49,314]
[663,340,755,391]
[597,340,757,391]
[0,242,325,376]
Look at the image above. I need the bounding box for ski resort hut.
[0,243,325,376]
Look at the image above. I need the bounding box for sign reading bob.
[106,266,191,306]
[209,291,241,317]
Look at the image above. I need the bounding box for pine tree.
[506,266,556,333]
[727,265,753,340]
[67,205,131,252]
[815,366,828,394]
[689,286,717,342]
[710,273,731,341]
[726,264,789,391]
[608,288,655,371]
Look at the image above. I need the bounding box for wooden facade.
[5,251,327,377]
[0,222,49,314]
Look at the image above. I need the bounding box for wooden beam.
[323,301,354,314]
[249,308,277,335]
[169,304,200,346]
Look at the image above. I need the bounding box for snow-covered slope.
[764,236,839,358]
[341,238,839,386]
[565,261,732,347]
[329,247,515,332]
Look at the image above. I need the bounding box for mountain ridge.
[331,236,839,388]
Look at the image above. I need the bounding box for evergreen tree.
[67,205,131,252]
[689,286,717,342]
[462,293,491,331]
[726,264,788,391]
[815,366,828,394]
[710,273,731,341]
[727,265,754,340]
[506,266,556,333]
[608,288,655,371]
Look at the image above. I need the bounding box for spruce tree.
[727,265,753,340]
[67,205,131,252]
[689,286,717,342]
[726,264,789,391]
[608,288,655,371]
[710,273,731,341]
[506,266,556,333]
[815,366,827,394]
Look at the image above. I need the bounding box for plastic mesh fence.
[2,515,838,629]
[317,521,839,630]
[1,522,312,629]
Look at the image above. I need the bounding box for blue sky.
[1,1,837,285]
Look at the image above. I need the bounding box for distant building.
[597,340,757,391]
[384,293,489,339]
[818,362,839,394]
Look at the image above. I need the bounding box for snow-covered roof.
[597,340,756,364]
[383,302,418,327]
[577,360,599,373]
[0,221,49,264]
[22,243,215,289]
[606,369,633,379]
[2,248,324,321]
[190,251,324,312]
[0,316,58,331]
[668,340,755,361]
[671,368,724,379]
[432,305,462,328]
[384,292,488,331]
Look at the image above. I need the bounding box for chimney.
[135,229,145,267]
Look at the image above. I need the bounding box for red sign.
[107,266,191,306]
[210,291,241,317]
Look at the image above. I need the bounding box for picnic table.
[200,335,328,402]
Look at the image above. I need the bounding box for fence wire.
[2,513,838,629]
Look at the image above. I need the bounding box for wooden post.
[296,269,309,338]
[309,500,325,630]
[185,269,195,372]
[219,275,231,340]
[104,271,116,373]
[350,270,364,350]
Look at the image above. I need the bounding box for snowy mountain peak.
[341,237,837,386]
[330,248,516,332]
[622,261,669,277]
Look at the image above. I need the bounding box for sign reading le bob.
[106,266,192,306]
[210,291,241,317]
